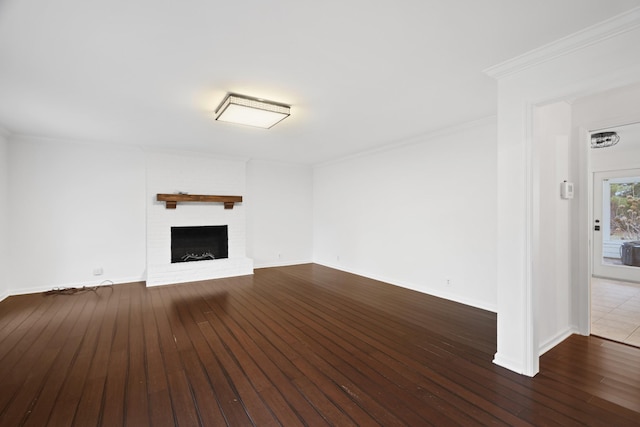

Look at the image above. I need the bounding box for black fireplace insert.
[171,225,228,263]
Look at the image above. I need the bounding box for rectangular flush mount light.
[215,93,290,129]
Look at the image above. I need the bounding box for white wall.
[8,136,146,293]
[246,159,313,268]
[533,102,575,354]
[313,119,498,311]
[0,129,9,300]
[3,135,313,295]
[488,9,640,375]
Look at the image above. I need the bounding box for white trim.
[314,261,498,313]
[484,7,640,79]
[581,127,593,335]
[8,133,252,162]
[493,353,527,375]
[539,327,578,356]
[253,259,313,269]
[0,290,8,303]
[315,116,496,168]
[141,146,251,163]
[5,275,146,297]
[524,102,538,377]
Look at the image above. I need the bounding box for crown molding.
[315,115,496,168]
[141,146,251,163]
[484,7,640,79]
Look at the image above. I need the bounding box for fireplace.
[171,225,228,263]
[146,154,254,286]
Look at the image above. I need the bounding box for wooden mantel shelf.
[156,194,243,209]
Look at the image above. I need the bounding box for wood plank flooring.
[1,264,639,426]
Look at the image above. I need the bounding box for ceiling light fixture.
[591,131,620,148]
[214,93,290,129]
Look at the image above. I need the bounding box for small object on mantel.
[156,194,243,209]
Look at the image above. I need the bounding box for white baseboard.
[253,259,312,269]
[539,327,578,356]
[314,261,497,313]
[493,352,528,375]
[6,275,146,297]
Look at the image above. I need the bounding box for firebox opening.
[171,225,228,263]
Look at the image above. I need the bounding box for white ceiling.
[1,0,640,164]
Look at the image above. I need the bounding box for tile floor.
[591,277,640,347]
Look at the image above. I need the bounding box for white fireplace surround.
[145,151,253,287]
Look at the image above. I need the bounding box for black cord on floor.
[44,280,114,296]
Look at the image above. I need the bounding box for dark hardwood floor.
[1,264,639,426]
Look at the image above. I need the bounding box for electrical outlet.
[445,278,451,286]
[93,267,103,276]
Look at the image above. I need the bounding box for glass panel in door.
[593,170,640,282]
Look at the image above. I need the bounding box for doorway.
[590,123,640,346]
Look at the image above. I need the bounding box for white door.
[593,169,640,283]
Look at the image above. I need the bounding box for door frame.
[582,117,640,336]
